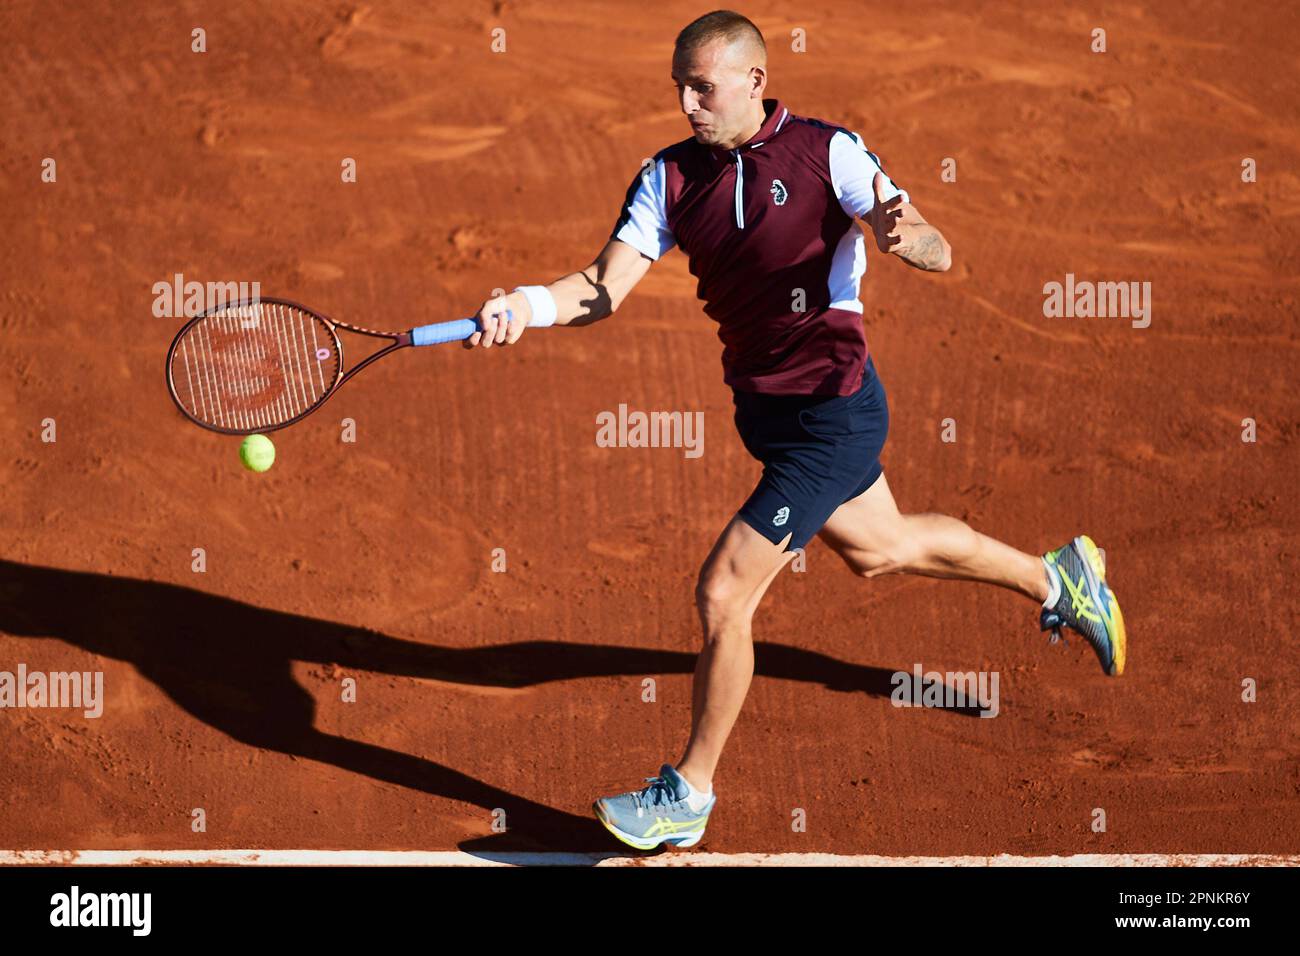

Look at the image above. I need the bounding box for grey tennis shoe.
[1040,535,1127,676]
[593,763,715,850]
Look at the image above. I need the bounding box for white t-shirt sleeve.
[611,158,676,261]
[829,129,911,219]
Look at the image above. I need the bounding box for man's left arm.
[827,131,951,273]
[868,171,951,273]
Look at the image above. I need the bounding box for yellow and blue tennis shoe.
[1040,535,1127,676]
[593,764,715,850]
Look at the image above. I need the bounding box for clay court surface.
[2,2,1298,861]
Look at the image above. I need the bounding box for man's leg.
[816,473,1049,601]
[817,472,1127,676]
[673,516,796,794]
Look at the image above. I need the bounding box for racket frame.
[165,296,412,436]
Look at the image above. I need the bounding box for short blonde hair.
[675,10,766,60]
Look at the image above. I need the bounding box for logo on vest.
[773,506,790,527]
[770,179,788,206]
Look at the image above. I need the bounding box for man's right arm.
[468,156,674,348]
[465,239,655,347]
[552,238,655,326]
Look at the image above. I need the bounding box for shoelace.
[1047,626,1070,649]
[634,775,683,812]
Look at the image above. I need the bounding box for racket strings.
[171,302,340,431]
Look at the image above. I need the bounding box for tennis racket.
[165,296,490,435]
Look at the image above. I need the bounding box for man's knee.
[837,513,978,576]
[694,570,750,637]
[843,544,912,577]
[837,529,919,577]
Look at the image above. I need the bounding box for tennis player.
[466,10,1127,851]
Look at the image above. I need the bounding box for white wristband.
[514,285,557,328]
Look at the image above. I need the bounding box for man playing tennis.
[466,10,1127,851]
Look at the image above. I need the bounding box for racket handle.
[411,318,480,346]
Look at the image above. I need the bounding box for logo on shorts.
[773,506,790,527]
[770,179,788,206]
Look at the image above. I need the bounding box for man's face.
[671,39,759,149]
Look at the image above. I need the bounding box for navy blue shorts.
[732,355,889,552]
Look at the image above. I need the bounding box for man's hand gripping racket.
[165,297,510,435]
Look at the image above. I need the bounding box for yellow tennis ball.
[240,434,276,472]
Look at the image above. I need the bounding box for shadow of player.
[0,558,981,859]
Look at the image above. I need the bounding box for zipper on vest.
[732,148,745,229]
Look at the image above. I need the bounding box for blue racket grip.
[411,318,481,346]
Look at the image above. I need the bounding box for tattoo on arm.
[897,229,947,271]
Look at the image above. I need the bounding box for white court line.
[2,850,1297,867]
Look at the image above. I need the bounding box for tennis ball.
[240,434,276,472]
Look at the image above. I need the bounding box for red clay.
[2,2,1298,857]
